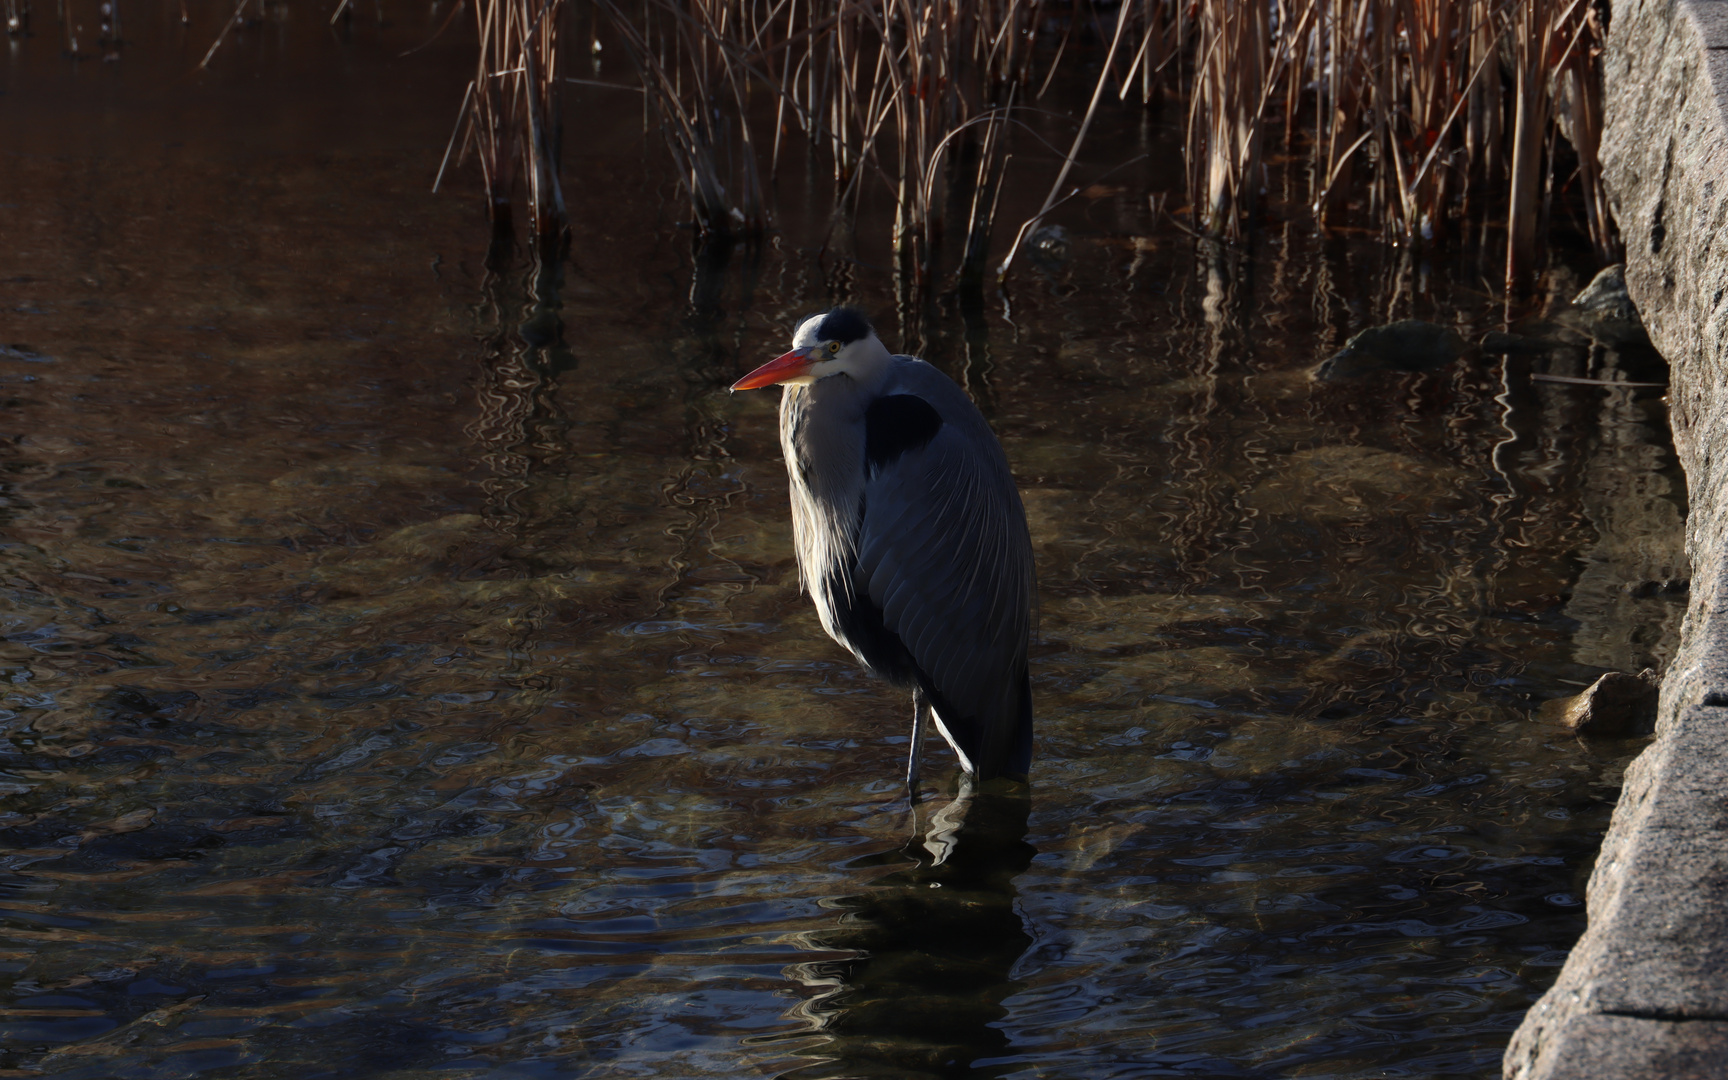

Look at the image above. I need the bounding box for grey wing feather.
[853,401,1034,769]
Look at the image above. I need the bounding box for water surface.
[0,9,1688,1078]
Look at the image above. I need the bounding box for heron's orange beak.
[731,348,814,391]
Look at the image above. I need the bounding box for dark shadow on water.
[772,785,1035,1080]
[688,233,752,331]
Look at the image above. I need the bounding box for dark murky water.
[0,6,1688,1078]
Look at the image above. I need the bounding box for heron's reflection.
[777,783,1035,1080]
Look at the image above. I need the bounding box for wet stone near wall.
[1540,669,1661,737]
[1571,263,1648,344]
[1310,318,1468,380]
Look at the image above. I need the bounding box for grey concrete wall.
[1506,1,1728,1075]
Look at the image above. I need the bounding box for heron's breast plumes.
[779,382,867,601]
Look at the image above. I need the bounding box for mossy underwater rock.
[1570,263,1649,344]
[1538,668,1661,737]
[1312,319,1468,380]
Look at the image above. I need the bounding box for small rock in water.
[1571,263,1647,344]
[1312,320,1466,380]
[1543,668,1660,737]
[1027,225,1071,268]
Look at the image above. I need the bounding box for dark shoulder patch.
[865,394,943,471]
[815,306,872,344]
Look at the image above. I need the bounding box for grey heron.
[731,308,1036,787]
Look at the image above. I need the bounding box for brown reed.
[1187,0,1617,288]
[436,0,570,256]
[593,0,773,239]
[166,0,1623,295]
[574,0,1618,299]
[587,0,1040,304]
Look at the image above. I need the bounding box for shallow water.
[0,7,1690,1079]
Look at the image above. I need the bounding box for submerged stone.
[1312,319,1467,380]
[1541,668,1660,737]
[1028,224,1071,268]
[1570,263,1648,344]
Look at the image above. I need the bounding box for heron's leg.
[906,687,928,797]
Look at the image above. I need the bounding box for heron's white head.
[730,307,889,391]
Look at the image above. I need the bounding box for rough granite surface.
[1505,1,1728,1075]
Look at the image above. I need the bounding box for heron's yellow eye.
[827,341,841,355]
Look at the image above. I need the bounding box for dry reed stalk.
[1183,0,1325,239]
[1557,1,1616,264]
[1505,0,1557,289]
[578,0,1615,299]
[514,0,568,250]
[437,0,569,252]
[1116,0,1178,106]
[594,0,1060,307]
[1180,0,1615,289]
[595,0,792,238]
[1500,0,1610,286]
[816,2,900,213]
[1464,0,1505,203]
[884,0,961,281]
[197,0,254,68]
[1388,0,1464,240]
[999,2,1135,277]
[1188,0,1269,238]
[958,99,1012,291]
[1311,0,1369,223]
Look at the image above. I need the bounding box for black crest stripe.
[815,306,872,344]
[864,394,943,471]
